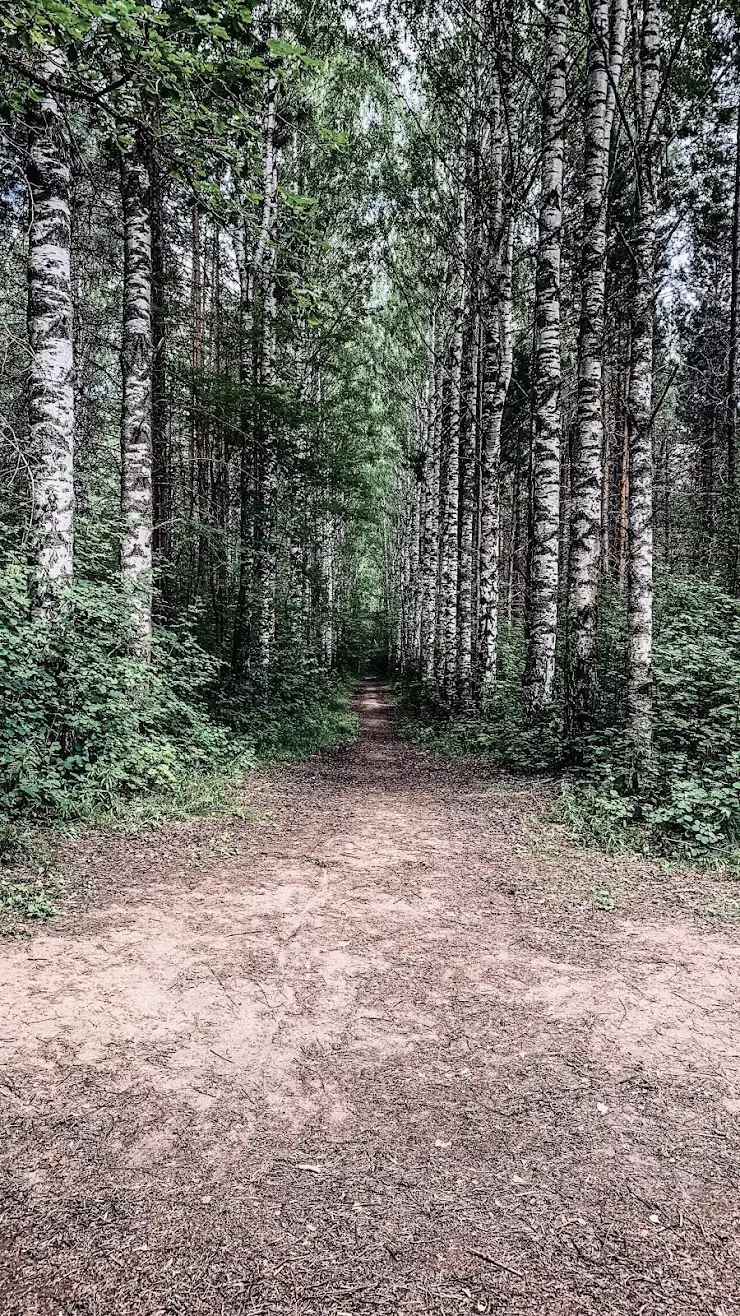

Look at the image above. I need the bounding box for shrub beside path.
[1,683,739,1313]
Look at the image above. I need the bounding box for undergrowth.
[0,567,357,929]
[399,577,740,871]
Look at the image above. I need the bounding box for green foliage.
[561,579,740,864]
[400,624,561,772]
[0,566,356,831]
[399,579,740,866]
[0,825,64,932]
[0,565,251,820]
[587,886,617,911]
[219,660,358,762]
[0,873,60,924]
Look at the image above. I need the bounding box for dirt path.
[2,682,740,1314]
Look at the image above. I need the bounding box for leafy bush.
[399,623,561,772]
[0,564,359,833]
[0,873,59,923]
[398,578,740,864]
[0,565,255,821]
[218,654,358,761]
[566,578,740,861]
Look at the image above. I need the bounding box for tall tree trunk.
[419,341,439,684]
[231,225,254,677]
[27,48,75,612]
[477,216,514,703]
[524,0,567,714]
[476,32,516,704]
[600,359,612,578]
[626,0,661,760]
[566,0,626,739]
[727,95,740,594]
[458,302,479,703]
[441,241,465,697]
[149,140,169,590]
[253,36,279,672]
[432,355,447,685]
[120,134,154,657]
[618,325,631,587]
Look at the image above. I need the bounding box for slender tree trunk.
[441,241,465,697]
[601,359,612,578]
[626,0,661,759]
[419,343,439,684]
[187,203,204,604]
[477,217,514,703]
[525,0,567,714]
[27,48,75,612]
[149,141,169,587]
[458,303,479,702]
[727,95,740,594]
[566,0,626,739]
[254,42,279,672]
[401,444,421,672]
[120,134,153,656]
[231,225,254,677]
[432,355,446,685]
[618,326,631,587]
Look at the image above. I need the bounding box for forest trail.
[2,683,740,1314]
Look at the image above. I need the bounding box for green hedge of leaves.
[0,565,253,820]
[401,577,740,862]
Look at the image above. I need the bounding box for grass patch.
[0,828,65,936]
[700,896,740,921]
[586,885,618,911]
[556,780,740,875]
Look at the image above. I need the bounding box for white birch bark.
[319,514,335,667]
[476,43,515,704]
[458,303,479,703]
[566,0,626,736]
[120,134,154,656]
[626,0,660,757]
[477,215,514,703]
[407,466,421,669]
[432,354,446,685]
[254,40,279,671]
[441,242,465,696]
[525,0,568,714]
[27,48,75,612]
[419,357,439,684]
[231,225,255,676]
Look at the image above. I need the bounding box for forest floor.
[2,683,740,1315]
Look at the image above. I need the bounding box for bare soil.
[2,682,740,1314]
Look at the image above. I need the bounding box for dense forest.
[1,0,740,861]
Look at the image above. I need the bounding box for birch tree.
[565,0,626,738]
[120,126,154,656]
[253,33,280,672]
[476,43,515,705]
[626,0,661,758]
[440,225,465,695]
[419,344,440,684]
[27,47,75,612]
[524,0,568,714]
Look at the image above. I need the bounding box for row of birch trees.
[385,0,740,760]
[2,0,382,688]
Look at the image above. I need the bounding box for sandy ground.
[1,681,739,1314]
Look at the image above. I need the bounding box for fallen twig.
[469,1247,524,1278]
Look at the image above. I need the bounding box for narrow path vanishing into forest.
[2,684,740,1314]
